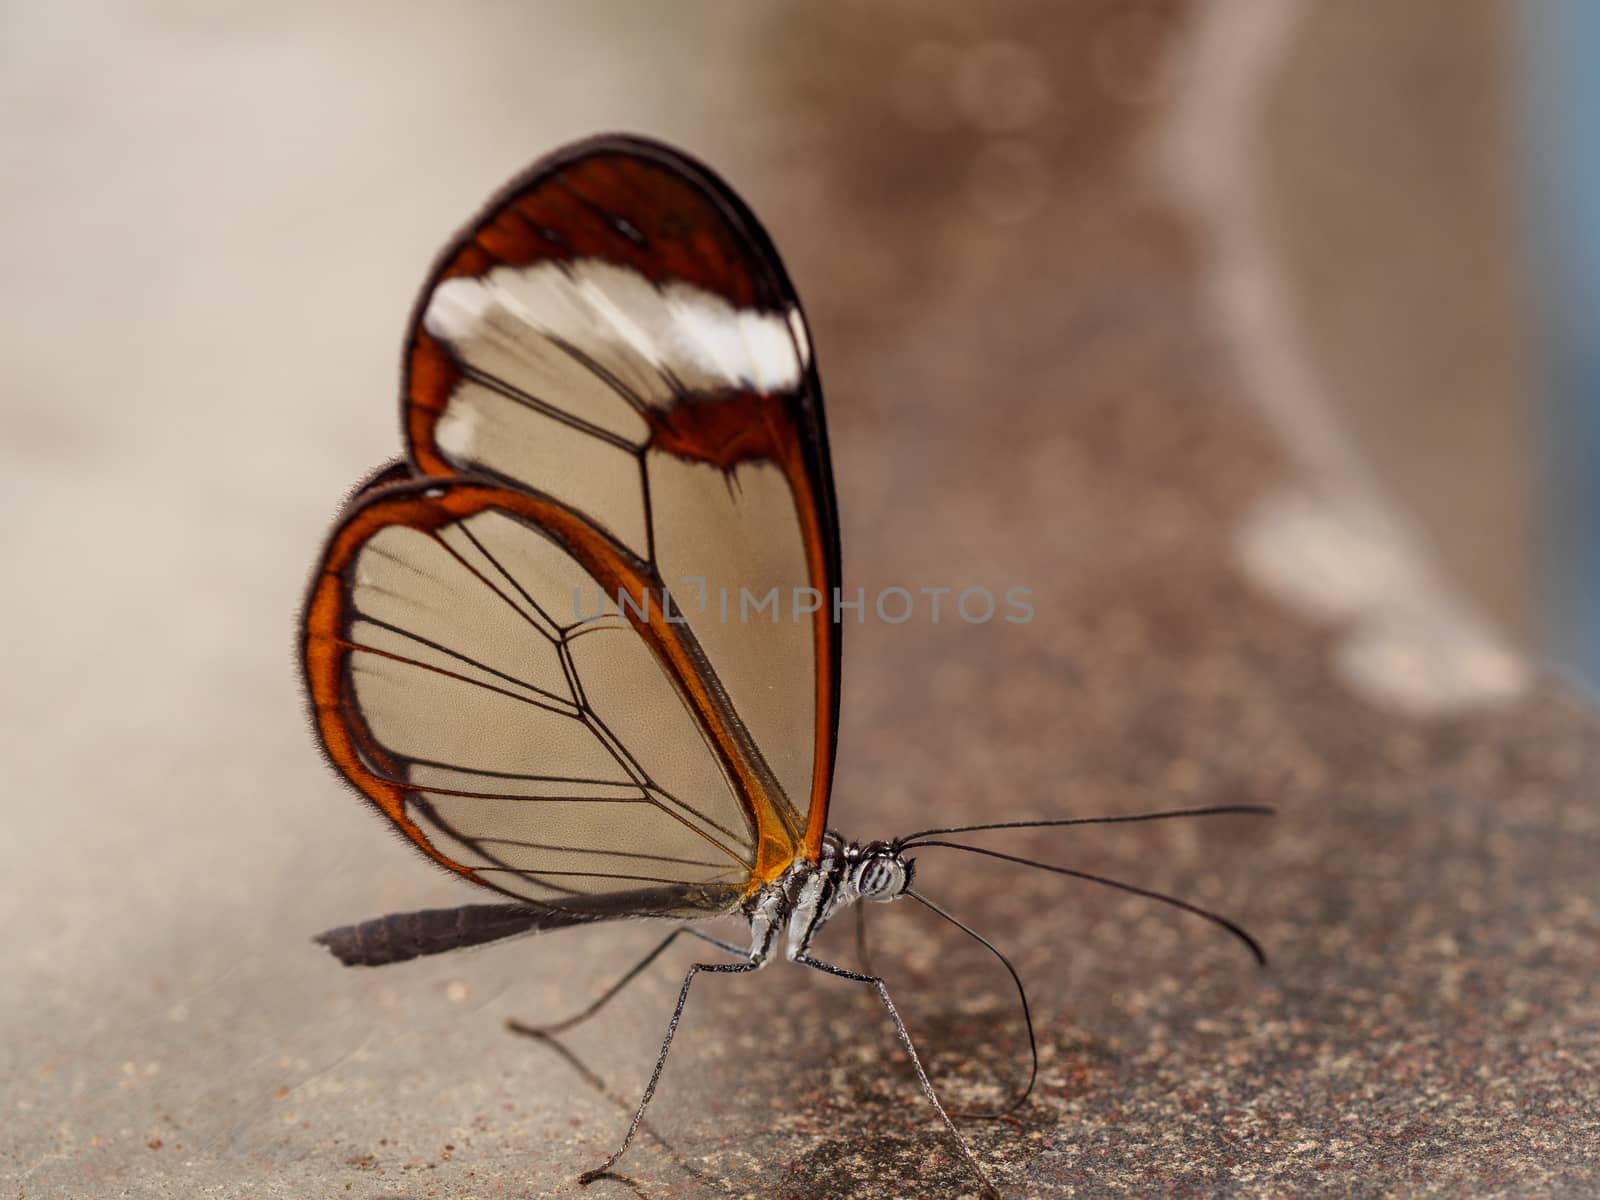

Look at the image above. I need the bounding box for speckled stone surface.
[6,3,1596,1198]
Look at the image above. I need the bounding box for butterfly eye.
[853,852,906,901]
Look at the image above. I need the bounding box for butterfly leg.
[794,954,1001,1200]
[579,957,762,1184]
[508,926,742,1038]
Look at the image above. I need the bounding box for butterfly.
[300,134,1269,1197]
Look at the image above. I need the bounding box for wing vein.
[393,757,640,786]
[339,639,579,719]
[473,837,731,870]
[553,639,755,870]
[457,362,639,453]
[473,866,740,887]
[433,524,565,642]
[350,613,574,710]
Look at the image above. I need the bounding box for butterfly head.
[846,839,913,903]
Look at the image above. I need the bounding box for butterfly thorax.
[743,831,914,965]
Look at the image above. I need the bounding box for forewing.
[402,136,841,861]
[302,478,760,915]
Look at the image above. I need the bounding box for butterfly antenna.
[901,841,1268,966]
[905,887,1038,1117]
[898,803,1274,844]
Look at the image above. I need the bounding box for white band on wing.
[425,258,808,412]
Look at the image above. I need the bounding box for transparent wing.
[402,137,841,864]
[303,479,763,914]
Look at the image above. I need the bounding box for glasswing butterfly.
[300,134,1268,1197]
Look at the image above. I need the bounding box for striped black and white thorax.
[742,832,916,965]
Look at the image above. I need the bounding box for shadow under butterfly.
[299,133,1270,1198]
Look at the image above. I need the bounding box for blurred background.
[5,1,1596,1195]
[8,0,1591,722]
